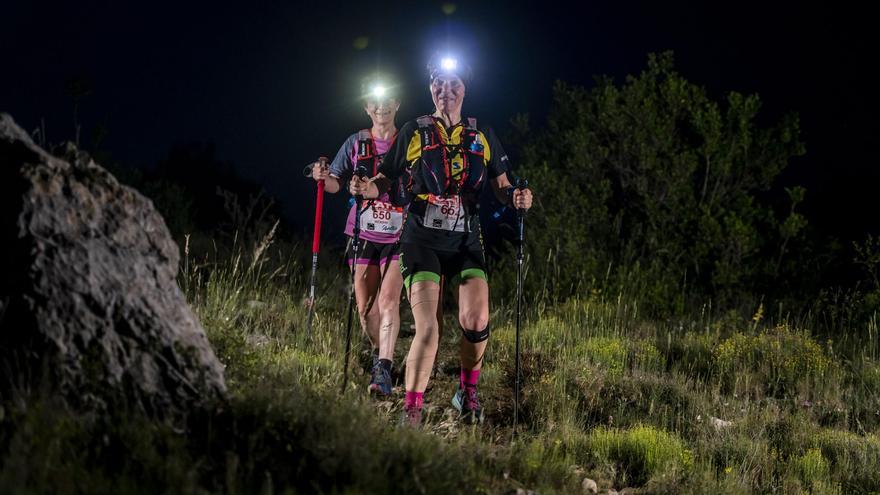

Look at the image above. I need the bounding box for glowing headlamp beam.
[441,57,458,71]
[371,85,387,98]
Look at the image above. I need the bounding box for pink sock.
[461,368,481,389]
[404,391,423,410]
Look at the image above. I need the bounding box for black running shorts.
[346,239,400,267]
[398,242,487,290]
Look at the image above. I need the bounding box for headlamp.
[440,57,458,72]
[427,53,472,84]
[361,74,397,102]
[371,85,387,99]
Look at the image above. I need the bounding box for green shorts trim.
[403,268,487,290]
[403,270,442,290]
[450,268,488,287]
[399,241,487,291]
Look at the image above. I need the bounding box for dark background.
[2,1,875,243]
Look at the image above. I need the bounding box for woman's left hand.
[513,188,533,210]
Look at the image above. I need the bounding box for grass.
[2,228,880,494]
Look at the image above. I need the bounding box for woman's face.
[364,97,399,126]
[431,75,465,115]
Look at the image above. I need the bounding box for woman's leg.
[453,253,490,423]
[367,256,404,396]
[398,242,442,421]
[377,258,404,361]
[458,277,490,373]
[405,280,441,392]
[353,262,381,350]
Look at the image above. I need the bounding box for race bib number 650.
[360,201,404,234]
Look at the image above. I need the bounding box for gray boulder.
[0,113,225,418]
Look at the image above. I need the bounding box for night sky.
[3,1,876,243]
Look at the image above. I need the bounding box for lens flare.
[371,85,387,98]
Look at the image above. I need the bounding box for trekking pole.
[342,165,369,394]
[304,157,329,335]
[513,178,528,433]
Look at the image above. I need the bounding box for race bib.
[423,195,466,232]
[360,201,404,234]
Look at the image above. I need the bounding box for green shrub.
[578,425,693,486]
[792,448,830,486]
[576,337,666,377]
[505,51,806,311]
[812,429,880,491]
[714,325,835,397]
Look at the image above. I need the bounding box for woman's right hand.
[311,159,329,182]
[349,175,377,198]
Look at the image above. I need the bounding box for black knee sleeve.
[461,323,490,343]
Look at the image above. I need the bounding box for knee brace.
[461,323,490,343]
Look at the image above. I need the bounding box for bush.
[578,425,693,486]
[571,369,705,435]
[575,337,666,376]
[812,429,880,491]
[503,51,806,312]
[714,325,836,397]
[792,448,830,487]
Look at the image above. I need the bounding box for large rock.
[0,113,225,418]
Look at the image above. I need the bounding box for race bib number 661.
[424,195,466,232]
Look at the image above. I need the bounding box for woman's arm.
[491,172,513,204]
[485,126,532,210]
[314,134,358,194]
[352,119,417,199]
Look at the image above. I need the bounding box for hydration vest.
[356,129,411,207]
[355,129,379,175]
[410,115,487,199]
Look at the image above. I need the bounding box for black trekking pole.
[342,165,368,394]
[513,178,528,433]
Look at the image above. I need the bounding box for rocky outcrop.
[0,113,225,418]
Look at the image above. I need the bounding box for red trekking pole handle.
[311,157,328,254]
[312,182,325,253]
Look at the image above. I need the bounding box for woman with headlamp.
[309,75,404,397]
[350,56,533,426]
